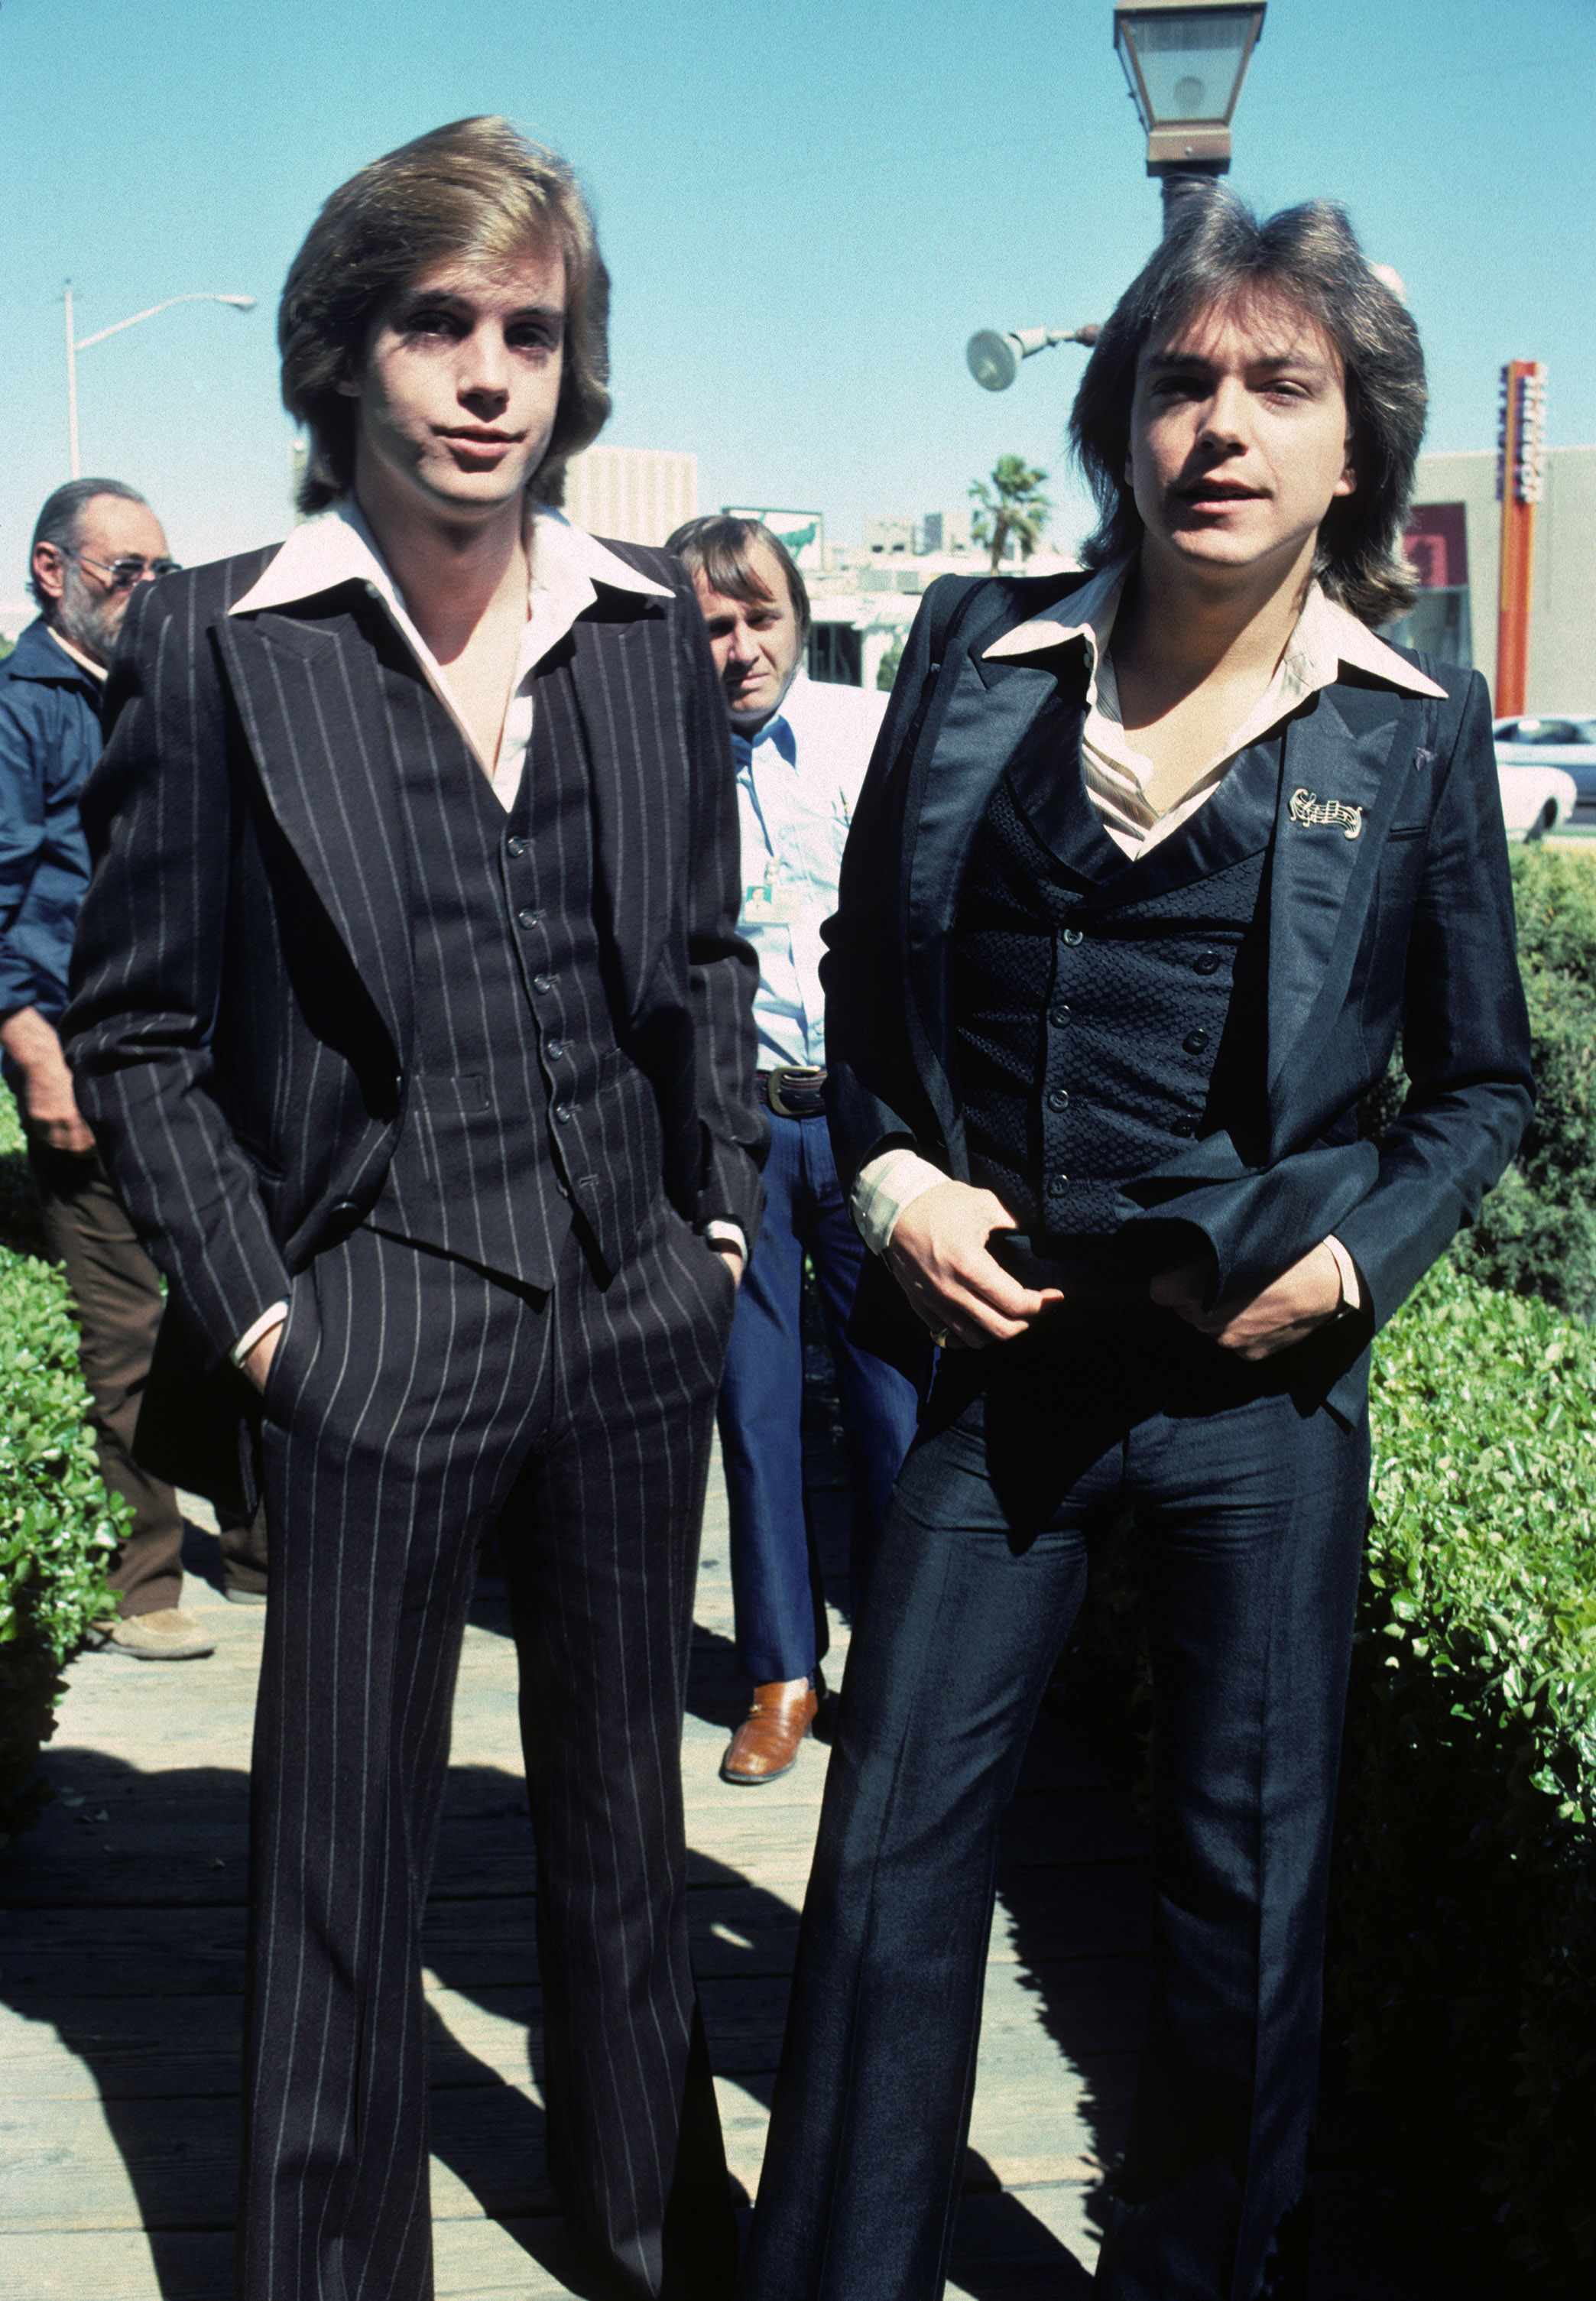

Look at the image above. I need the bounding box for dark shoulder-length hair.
[1069,193,1426,627]
[280,116,610,514]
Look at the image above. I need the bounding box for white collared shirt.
[733,670,889,1070]
[853,564,1447,1300]
[229,496,671,810]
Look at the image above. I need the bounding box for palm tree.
[968,455,1053,572]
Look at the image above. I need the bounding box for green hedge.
[0,1090,122,1846]
[1340,1258,1596,2285]
[1455,846,1596,1319]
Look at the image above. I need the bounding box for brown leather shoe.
[720,1680,819,1785]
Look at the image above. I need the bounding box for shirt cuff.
[231,1301,288,1369]
[704,1220,748,1261]
[1322,1234,1364,1312]
[851,1148,950,1256]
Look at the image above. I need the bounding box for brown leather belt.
[758,1065,828,1118]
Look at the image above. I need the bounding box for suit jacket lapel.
[566,602,674,1021]
[214,605,414,1065]
[1267,681,1424,1124]
[903,638,1082,1153]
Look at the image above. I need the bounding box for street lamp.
[966,324,1101,394]
[963,4,1267,397]
[63,284,257,478]
[1113,1,1267,229]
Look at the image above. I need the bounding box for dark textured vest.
[371,645,660,1290]
[952,729,1281,1252]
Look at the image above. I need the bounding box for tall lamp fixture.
[1113,1,1267,229]
[63,284,257,478]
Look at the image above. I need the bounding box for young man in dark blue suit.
[741,198,1532,2300]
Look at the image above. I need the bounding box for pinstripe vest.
[371,650,662,1290]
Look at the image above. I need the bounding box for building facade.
[1390,444,1596,712]
[563,446,698,548]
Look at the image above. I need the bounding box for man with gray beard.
[0,479,225,1654]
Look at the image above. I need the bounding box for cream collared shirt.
[229,497,672,809]
[223,500,725,1369]
[852,566,1448,1313]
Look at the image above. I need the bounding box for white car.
[1496,714,1596,802]
[1494,716,1590,841]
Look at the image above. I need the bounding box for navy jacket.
[822,570,1533,1412]
[0,617,101,1028]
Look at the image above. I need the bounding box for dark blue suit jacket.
[822,570,1533,1412]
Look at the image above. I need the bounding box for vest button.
[1046,1171,1069,1194]
[507,836,527,858]
[1049,1003,1072,1027]
[533,972,554,994]
[553,1101,574,1125]
[1047,1088,1069,1112]
[1062,926,1085,946]
[1170,1116,1197,1138]
[1183,1029,1210,1054]
[546,1037,566,1060]
[329,1197,361,1220]
[517,907,540,930]
[1193,950,1221,975]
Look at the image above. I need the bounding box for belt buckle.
[767,1065,825,1118]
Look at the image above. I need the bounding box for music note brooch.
[1289,788,1363,840]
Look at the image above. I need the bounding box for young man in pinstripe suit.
[65,119,764,2301]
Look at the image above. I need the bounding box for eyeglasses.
[59,546,180,590]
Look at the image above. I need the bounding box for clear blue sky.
[2,0,1592,597]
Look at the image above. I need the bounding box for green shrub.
[1340,1258,1596,2286]
[1455,846,1596,1319]
[0,1088,122,1845]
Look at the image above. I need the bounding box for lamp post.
[63,284,257,478]
[1112,1,1267,231]
[964,2,1267,395]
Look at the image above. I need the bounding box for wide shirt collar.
[982,556,1446,856]
[229,498,670,797]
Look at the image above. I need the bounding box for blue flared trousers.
[715,1108,921,1685]
[740,1328,1370,2301]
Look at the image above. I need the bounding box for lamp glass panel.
[1119,9,1255,124]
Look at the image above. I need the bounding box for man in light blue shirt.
[670,517,920,1784]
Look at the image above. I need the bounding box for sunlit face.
[31,494,173,667]
[1126,287,1357,588]
[343,247,566,521]
[691,539,805,731]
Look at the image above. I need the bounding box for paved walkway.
[1,1423,1422,2297]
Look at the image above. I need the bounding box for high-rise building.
[563,446,697,546]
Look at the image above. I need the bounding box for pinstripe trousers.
[241,1195,739,2301]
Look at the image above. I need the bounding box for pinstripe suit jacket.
[64,540,764,1496]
